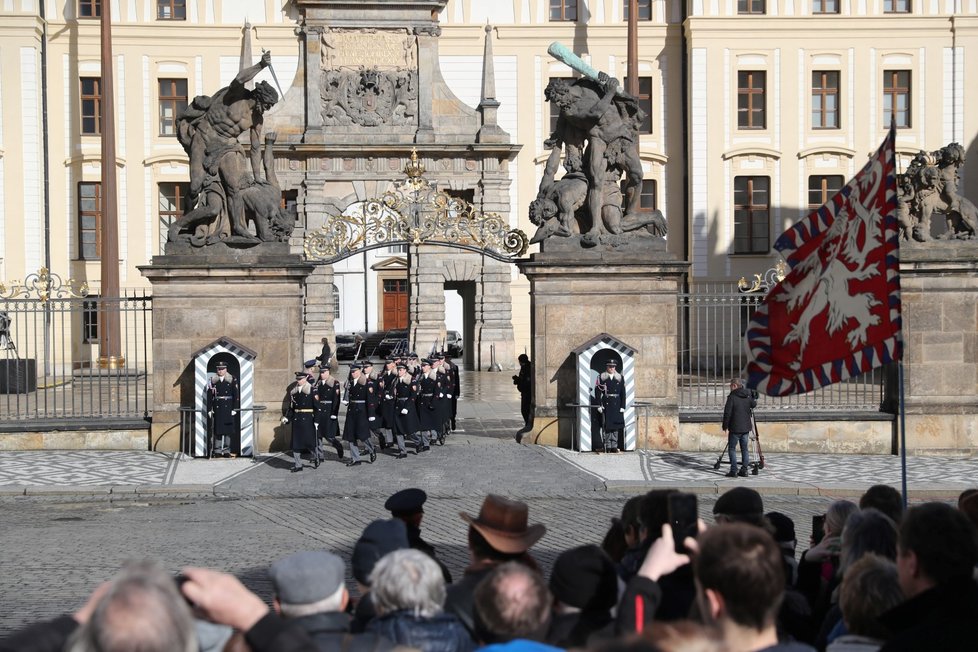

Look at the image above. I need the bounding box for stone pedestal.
[139,253,314,454]
[517,250,688,449]
[900,245,978,454]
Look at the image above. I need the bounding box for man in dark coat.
[722,378,757,477]
[343,364,377,467]
[386,488,452,583]
[878,502,978,652]
[207,362,239,457]
[282,372,318,473]
[513,354,533,443]
[313,367,344,460]
[595,360,625,453]
[268,550,396,652]
[446,494,546,637]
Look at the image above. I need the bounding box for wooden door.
[382,278,408,329]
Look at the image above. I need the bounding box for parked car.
[373,330,409,358]
[446,330,463,357]
[335,333,364,360]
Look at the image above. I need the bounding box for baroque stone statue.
[168,52,294,247]
[530,43,667,249]
[899,142,978,242]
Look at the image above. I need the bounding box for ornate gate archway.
[303,150,527,368]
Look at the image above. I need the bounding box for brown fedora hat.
[459,494,546,554]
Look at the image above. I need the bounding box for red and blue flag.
[746,128,902,396]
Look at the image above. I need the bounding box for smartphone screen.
[668,492,698,554]
[812,514,826,545]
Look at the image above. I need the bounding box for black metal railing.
[0,291,151,425]
[677,283,885,414]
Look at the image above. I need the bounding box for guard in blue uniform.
[313,367,344,460]
[378,358,398,450]
[445,353,461,432]
[595,360,626,453]
[206,362,239,458]
[414,358,439,453]
[342,364,376,467]
[391,362,418,459]
[362,360,383,451]
[281,372,318,472]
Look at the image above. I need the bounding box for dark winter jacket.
[878,577,978,652]
[289,611,396,652]
[722,386,757,433]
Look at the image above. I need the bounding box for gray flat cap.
[269,550,345,606]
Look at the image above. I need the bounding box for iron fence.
[677,283,886,414]
[0,291,152,425]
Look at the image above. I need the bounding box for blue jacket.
[367,610,473,652]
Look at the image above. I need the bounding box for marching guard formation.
[281,351,460,473]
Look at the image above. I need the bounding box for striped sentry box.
[574,334,637,452]
[193,339,256,457]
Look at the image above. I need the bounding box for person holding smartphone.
[721,378,757,477]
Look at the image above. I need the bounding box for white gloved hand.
[280,417,289,425]
[368,417,376,422]
[620,408,625,413]
[330,415,337,420]
[439,393,445,398]
[401,408,409,415]
[208,411,214,417]
[384,394,392,400]
[342,400,349,405]
[447,394,453,398]
[231,410,237,415]
[597,407,604,413]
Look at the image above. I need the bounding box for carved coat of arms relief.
[319,28,419,127]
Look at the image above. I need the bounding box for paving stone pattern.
[0,491,834,636]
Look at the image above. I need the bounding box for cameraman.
[513,354,533,441]
[721,378,757,478]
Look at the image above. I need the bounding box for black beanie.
[549,544,618,611]
[351,519,409,585]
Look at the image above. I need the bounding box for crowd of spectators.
[2,485,977,652]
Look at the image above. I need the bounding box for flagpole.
[898,360,908,510]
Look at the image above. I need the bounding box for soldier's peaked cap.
[385,488,427,515]
[215,362,227,369]
[605,360,618,367]
[396,362,408,369]
[350,363,363,371]
[385,358,396,364]
[409,352,419,358]
[420,358,432,366]
[294,371,307,379]
[304,359,317,368]
[361,359,374,366]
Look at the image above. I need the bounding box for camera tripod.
[712,409,766,475]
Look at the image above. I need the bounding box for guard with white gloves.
[391,362,419,459]
[595,359,626,453]
[284,372,319,472]
[341,363,376,467]
[206,361,239,458]
[313,367,344,461]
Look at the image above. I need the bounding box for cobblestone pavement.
[0,490,836,635]
[0,370,975,635]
